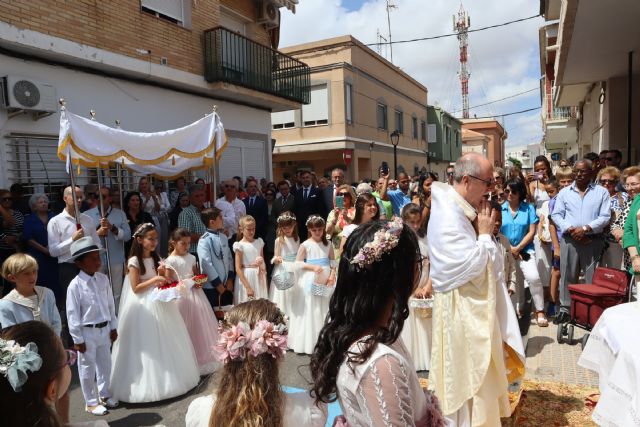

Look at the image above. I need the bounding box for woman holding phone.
[326,184,356,259]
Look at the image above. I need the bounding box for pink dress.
[165,253,220,375]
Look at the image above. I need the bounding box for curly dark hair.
[352,193,380,224]
[310,220,419,404]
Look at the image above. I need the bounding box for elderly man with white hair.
[428,153,524,426]
[47,186,100,344]
[214,179,246,237]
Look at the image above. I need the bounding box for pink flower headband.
[214,317,288,363]
[349,217,404,269]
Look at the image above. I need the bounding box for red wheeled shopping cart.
[557,266,632,349]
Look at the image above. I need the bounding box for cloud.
[280,0,544,149]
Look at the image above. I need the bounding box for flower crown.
[305,215,325,227]
[0,339,43,392]
[214,316,288,364]
[349,217,404,269]
[277,212,297,225]
[133,222,155,238]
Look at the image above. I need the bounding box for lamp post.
[390,130,400,178]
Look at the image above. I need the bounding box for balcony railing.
[204,27,310,104]
[543,92,577,121]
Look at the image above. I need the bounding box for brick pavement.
[524,322,599,387]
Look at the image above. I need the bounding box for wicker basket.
[311,282,334,298]
[272,270,295,290]
[409,297,434,318]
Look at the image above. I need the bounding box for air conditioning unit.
[258,1,280,29]
[1,76,57,113]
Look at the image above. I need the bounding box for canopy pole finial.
[115,119,121,128]
[212,105,217,113]
[90,110,96,120]
[59,97,66,111]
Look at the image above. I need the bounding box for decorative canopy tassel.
[172,155,176,166]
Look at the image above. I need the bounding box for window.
[445,125,451,145]
[302,85,329,126]
[411,116,418,139]
[394,110,403,134]
[427,124,437,143]
[420,120,427,141]
[272,110,296,130]
[345,83,353,124]
[455,130,460,147]
[377,103,388,130]
[141,0,191,27]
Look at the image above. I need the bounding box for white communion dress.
[233,238,268,303]
[269,236,301,317]
[110,256,200,403]
[289,239,333,355]
[400,234,432,372]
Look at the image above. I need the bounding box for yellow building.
[272,35,430,182]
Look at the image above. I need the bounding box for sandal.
[86,404,108,416]
[536,313,549,327]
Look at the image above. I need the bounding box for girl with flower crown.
[233,215,268,304]
[164,227,220,376]
[185,299,327,427]
[289,215,337,355]
[110,223,199,403]
[310,219,445,426]
[269,211,300,317]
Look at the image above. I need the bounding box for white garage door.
[218,138,267,181]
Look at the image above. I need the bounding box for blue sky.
[280,0,543,152]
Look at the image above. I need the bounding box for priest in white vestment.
[427,153,525,427]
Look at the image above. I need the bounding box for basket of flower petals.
[409,297,434,318]
[149,280,185,302]
[193,274,208,286]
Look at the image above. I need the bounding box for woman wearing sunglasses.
[0,321,89,427]
[597,166,626,269]
[325,185,356,259]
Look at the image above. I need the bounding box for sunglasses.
[1,197,11,202]
[605,157,616,161]
[337,192,350,197]
[599,179,616,185]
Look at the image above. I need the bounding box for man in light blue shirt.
[550,159,611,321]
[86,187,131,312]
[380,172,412,217]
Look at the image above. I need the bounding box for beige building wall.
[273,36,429,182]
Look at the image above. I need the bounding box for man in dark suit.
[321,168,346,216]
[294,170,325,240]
[271,180,296,222]
[243,178,268,240]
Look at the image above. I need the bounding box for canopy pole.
[212,105,218,202]
[60,98,81,228]
[115,120,126,258]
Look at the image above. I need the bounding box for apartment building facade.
[0,0,309,195]
[271,35,430,182]
[426,106,462,176]
[461,118,507,168]
[539,0,640,165]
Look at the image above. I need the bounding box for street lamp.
[390,130,400,177]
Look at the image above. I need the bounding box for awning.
[58,109,227,178]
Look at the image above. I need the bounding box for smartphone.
[335,195,344,209]
[381,161,389,176]
[534,172,544,181]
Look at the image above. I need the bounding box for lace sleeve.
[355,354,416,427]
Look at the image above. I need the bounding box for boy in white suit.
[66,237,118,415]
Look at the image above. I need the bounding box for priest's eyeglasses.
[468,175,495,188]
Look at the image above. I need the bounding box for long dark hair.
[0,322,64,427]
[505,178,528,205]
[123,191,142,218]
[352,193,380,225]
[129,223,160,276]
[310,220,419,404]
[169,191,188,231]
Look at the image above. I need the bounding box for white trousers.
[517,252,544,312]
[101,262,124,315]
[77,326,113,406]
[534,237,552,288]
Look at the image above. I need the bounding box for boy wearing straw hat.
[66,236,118,415]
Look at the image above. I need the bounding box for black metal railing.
[204,27,310,104]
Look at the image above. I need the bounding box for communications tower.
[454,4,471,119]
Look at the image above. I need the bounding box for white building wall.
[0,53,272,191]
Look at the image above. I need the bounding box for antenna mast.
[386,0,397,63]
[454,4,471,119]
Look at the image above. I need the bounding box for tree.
[507,157,522,169]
